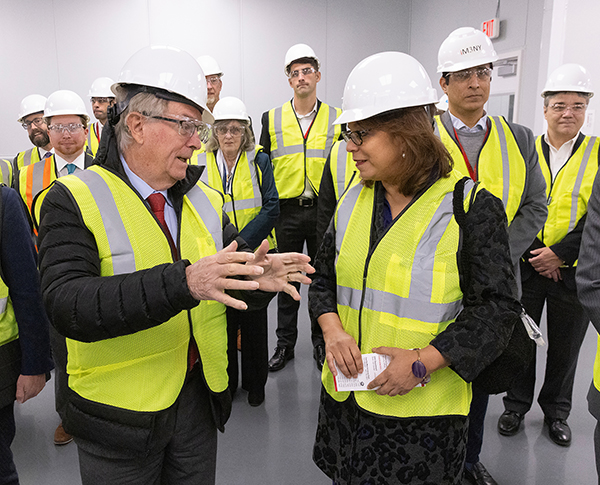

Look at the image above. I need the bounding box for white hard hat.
[89,77,116,98]
[18,94,47,122]
[196,55,223,77]
[212,97,249,122]
[437,27,499,73]
[436,94,449,112]
[542,63,594,98]
[44,90,90,123]
[114,45,214,123]
[284,43,320,75]
[334,52,439,125]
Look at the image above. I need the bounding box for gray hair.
[543,91,591,107]
[113,86,169,153]
[204,120,254,153]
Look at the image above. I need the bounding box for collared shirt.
[292,99,318,198]
[215,148,241,194]
[56,151,86,177]
[120,154,177,243]
[292,99,318,135]
[449,111,488,133]
[96,121,104,139]
[543,131,580,181]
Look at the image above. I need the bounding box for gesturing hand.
[247,239,315,300]
[186,241,264,310]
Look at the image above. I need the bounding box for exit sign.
[482,18,500,39]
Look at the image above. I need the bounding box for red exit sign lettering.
[482,18,500,39]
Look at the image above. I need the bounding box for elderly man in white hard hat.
[13,94,53,178]
[435,27,547,485]
[259,43,341,373]
[35,45,313,484]
[87,77,116,157]
[500,64,598,449]
[197,55,224,112]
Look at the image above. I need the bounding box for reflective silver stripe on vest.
[324,105,339,156]
[569,136,598,232]
[0,161,10,186]
[433,122,441,138]
[336,180,470,323]
[197,152,209,184]
[0,297,7,315]
[271,106,303,159]
[335,183,363,256]
[23,148,35,167]
[75,170,137,275]
[186,184,223,252]
[225,149,262,212]
[31,158,52,203]
[491,116,511,207]
[335,140,349,198]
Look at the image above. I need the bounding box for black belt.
[282,197,316,207]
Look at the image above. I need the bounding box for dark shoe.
[497,410,524,436]
[54,423,73,445]
[248,390,265,407]
[313,345,326,372]
[464,461,498,485]
[268,346,294,372]
[545,417,571,446]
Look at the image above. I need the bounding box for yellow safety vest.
[57,167,228,412]
[329,139,359,201]
[85,122,101,158]
[14,147,42,172]
[267,101,341,199]
[18,155,58,218]
[0,160,12,187]
[594,337,600,393]
[196,147,277,250]
[325,171,473,419]
[536,135,599,259]
[434,115,526,224]
[0,283,17,349]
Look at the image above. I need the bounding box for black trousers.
[503,272,589,419]
[226,306,268,394]
[274,201,323,350]
[465,387,488,466]
[76,367,217,485]
[0,403,18,485]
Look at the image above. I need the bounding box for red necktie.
[146,193,199,369]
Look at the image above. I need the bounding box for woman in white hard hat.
[308,52,520,484]
[199,96,279,406]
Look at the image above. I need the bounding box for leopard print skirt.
[313,390,468,485]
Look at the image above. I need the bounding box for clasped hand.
[529,247,563,281]
[185,240,314,310]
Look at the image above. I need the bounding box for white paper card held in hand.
[333,353,391,391]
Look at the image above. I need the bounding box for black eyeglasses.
[21,117,45,130]
[341,128,370,146]
[148,115,211,143]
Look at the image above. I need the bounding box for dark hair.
[287,57,319,75]
[543,91,591,107]
[441,62,494,85]
[358,105,453,195]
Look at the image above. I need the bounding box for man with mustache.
[13,94,53,181]
[259,43,341,373]
[435,27,547,485]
